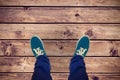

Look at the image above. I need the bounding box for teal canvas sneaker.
[74,35,90,58]
[30,36,46,58]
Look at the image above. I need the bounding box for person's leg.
[30,36,52,80]
[32,55,52,80]
[68,36,90,80]
[68,55,88,80]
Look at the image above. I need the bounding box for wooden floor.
[0,0,120,80]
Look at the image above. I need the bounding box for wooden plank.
[88,74,120,80]
[0,73,120,80]
[0,57,119,73]
[0,7,120,23]
[0,24,120,39]
[0,0,120,6]
[0,40,120,57]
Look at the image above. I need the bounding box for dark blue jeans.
[32,55,88,80]
[68,55,88,80]
[32,56,52,80]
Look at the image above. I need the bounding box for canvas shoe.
[74,35,90,58]
[30,35,46,58]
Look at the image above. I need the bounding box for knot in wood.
[110,47,119,56]
[15,31,22,35]
[75,13,80,17]
[64,30,73,38]
[85,29,94,37]
[92,76,99,80]
[24,7,30,10]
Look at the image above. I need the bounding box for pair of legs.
[31,36,89,80]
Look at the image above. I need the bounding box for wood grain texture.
[0,57,119,73]
[0,7,120,23]
[0,73,120,80]
[0,0,120,6]
[0,40,119,56]
[0,24,120,39]
[0,0,120,80]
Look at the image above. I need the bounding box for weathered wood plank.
[0,24,120,39]
[0,0,120,6]
[0,7,120,23]
[0,57,119,73]
[0,73,120,80]
[0,40,119,56]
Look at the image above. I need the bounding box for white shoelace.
[33,47,44,56]
[76,47,87,56]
